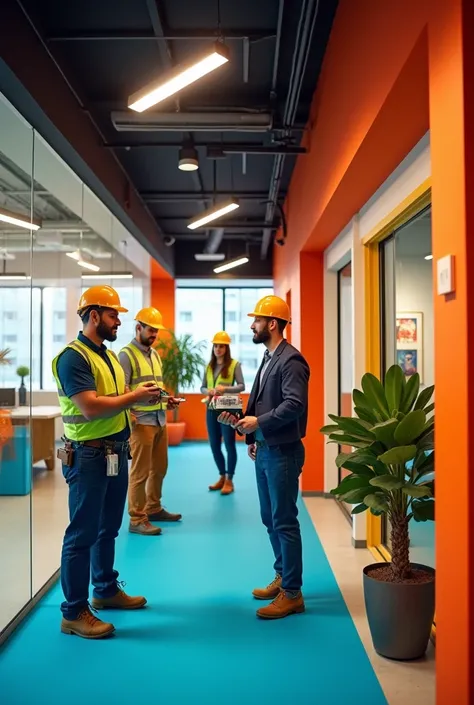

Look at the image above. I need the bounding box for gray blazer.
[245,339,310,447]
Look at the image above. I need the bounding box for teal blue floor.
[0,443,387,705]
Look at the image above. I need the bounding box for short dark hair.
[80,305,105,324]
[264,317,287,334]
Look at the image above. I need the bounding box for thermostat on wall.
[437,255,455,295]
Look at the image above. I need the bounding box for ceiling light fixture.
[81,271,133,280]
[213,256,249,274]
[77,259,100,272]
[128,42,230,113]
[66,250,81,261]
[0,207,41,231]
[178,145,199,172]
[424,254,433,261]
[188,199,239,230]
[0,273,31,280]
[194,253,226,262]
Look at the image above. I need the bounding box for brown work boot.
[252,574,282,600]
[209,476,226,491]
[61,607,115,639]
[221,476,234,495]
[129,521,162,536]
[91,587,147,611]
[256,590,305,620]
[148,508,182,522]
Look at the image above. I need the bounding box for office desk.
[10,406,62,471]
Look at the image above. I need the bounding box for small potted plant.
[155,331,206,446]
[321,364,435,660]
[16,365,30,406]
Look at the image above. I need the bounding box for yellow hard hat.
[77,285,128,313]
[135,307,165,330]
[247,295,290,322]
[212,331,231,345]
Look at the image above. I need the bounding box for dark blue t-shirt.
[56,331,130,441]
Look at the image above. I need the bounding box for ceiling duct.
[203,228,224,254]
[111,111,273,133]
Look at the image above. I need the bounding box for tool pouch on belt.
[57,439,74,467]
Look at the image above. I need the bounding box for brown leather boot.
[209,476,225,491]
[61,607,115,639]
[256,590,305,620]
[91,588,147,611]
[252,574,282,600]
[221,476,234,495]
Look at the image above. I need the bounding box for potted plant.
[321,364,435,660]
[155,331,206,446]
[16,365,30,406]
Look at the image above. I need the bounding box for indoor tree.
[321,365,434,581]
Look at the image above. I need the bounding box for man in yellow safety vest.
[53,285,163,639]
[119,307,182,536]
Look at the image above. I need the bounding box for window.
[4,335,17,343]
[176,285,273,392]
[0,288,41,390]
[80,285,144,356]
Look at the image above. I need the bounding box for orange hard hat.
[77,285,128,313]
[211,331,231,345]
[247,295,290,322]
[135,307,165,330]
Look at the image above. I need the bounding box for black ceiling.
[16,0,338,278]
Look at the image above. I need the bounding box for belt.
[69,439,130,452]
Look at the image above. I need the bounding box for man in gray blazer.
[218,295,310,620]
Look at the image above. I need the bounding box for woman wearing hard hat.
[201,331,245,495]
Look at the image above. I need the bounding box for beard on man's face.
[140,331,157,347]
[252,323,271,345]
[97,320,118,342]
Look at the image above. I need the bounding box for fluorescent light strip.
[129,44,229,113]
[425,254,433,261]
[194,253,226,261]
[0,274,31,280]
[188,201,239,230]
[213,257,249,274]
[0,209,41,231]
[66,251,81,261]
[81,272,133,280]
[77,260,100,272]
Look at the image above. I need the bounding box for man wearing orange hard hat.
[53,285,162,639]
[119,307,182,536]
[218,294,310,620]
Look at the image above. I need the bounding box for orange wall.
[273,0,474,701]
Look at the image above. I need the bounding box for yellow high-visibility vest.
[206,359,238,389]
[120,343,167,413]
[52,339,129,441]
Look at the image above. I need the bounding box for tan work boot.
[221,476,234,495]
[129,521,162,536]
[252,574,282,600]
[91,588,147,611]
[61,607,115,639]
[209,476,226,491]
[256,590,305,620]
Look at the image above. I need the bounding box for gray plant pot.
[363,562,435,660]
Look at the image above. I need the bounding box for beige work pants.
[128,423,168,525]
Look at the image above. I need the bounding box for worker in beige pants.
[119,307,182,535]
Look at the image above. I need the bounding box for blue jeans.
[206,410,237,476]
[255,440,305,592]
[60,445,128,620]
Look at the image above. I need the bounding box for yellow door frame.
[362,177,432,562]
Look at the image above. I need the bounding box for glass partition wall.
[0,93,150,640]
[379,207,435,568]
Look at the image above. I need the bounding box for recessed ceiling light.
[424,254,433,261]
[128,42,230,113]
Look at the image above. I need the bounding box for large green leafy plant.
[155,331,206,422]
[321,364,434,581]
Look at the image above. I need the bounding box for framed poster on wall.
[396,312,423,383]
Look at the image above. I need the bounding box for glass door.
[379,207,435,567]
[337,262,353,519]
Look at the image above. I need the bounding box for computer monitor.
[0,388,16,408]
